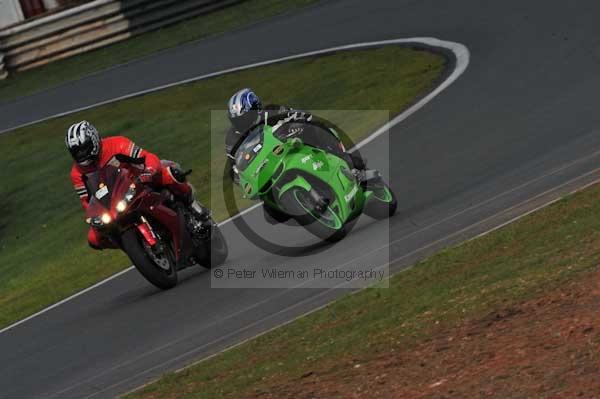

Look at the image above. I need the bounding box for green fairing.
[235,121,394,238]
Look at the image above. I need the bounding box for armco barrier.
[0,52,7,80]
[0,0,242,76]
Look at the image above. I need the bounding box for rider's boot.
[179,190,213,240]
[347,152,377,187]
[188,197,211,223]
[346,154,385,189]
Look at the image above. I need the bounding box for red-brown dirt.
[251,269,600,399]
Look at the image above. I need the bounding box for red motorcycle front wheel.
[121,228,178,290]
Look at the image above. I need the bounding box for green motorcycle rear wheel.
[363,182,398,220]
[280,187,348,243]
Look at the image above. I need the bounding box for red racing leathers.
[70,136,191,249]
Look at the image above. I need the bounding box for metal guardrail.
[0,0,242,76]
[0,52,7,80]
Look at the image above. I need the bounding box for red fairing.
[82,156,184,260]
[73,136,192,252]
[84,166,137,221]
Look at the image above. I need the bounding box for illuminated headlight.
[117,184,136,212]
[101,213,112,224]
[116,200,127,213]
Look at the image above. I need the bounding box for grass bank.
[0,46,446,328]
[0,0,320,102]
[126,180,600,398]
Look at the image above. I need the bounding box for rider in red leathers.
[66,120,207,249]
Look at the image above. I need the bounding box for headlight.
[101,213,112,224]
[116,200,127,213]
[117,184,136,213]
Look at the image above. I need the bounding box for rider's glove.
[138,167,158,185]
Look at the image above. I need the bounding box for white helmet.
[65,120,101,166]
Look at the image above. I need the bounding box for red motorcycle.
[83,154,228,289]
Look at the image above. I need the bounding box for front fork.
[136,216,158,247]
[136,216,172,263]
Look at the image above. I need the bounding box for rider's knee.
[163,164,189,185]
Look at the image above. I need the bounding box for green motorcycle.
[234,121,397,242]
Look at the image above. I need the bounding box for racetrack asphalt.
[2,1,600,397]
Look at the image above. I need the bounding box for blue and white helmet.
[227,88,262,132]
[65,120,101,166]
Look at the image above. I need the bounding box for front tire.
[263,202,291,225]
[121,228,178,290]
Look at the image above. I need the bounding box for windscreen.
[83,165,120,209]
[235,126,264,172]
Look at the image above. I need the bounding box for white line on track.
[0,37,467,136]
[0,37,470,336]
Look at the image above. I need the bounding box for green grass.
[0,0,320,102]
[125,182,600,399]
[0,46,446,328]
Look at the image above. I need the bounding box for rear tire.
[197,222,228,268]
[121,228,178,290]
[280,187,348,243]
[363,181,398,220]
